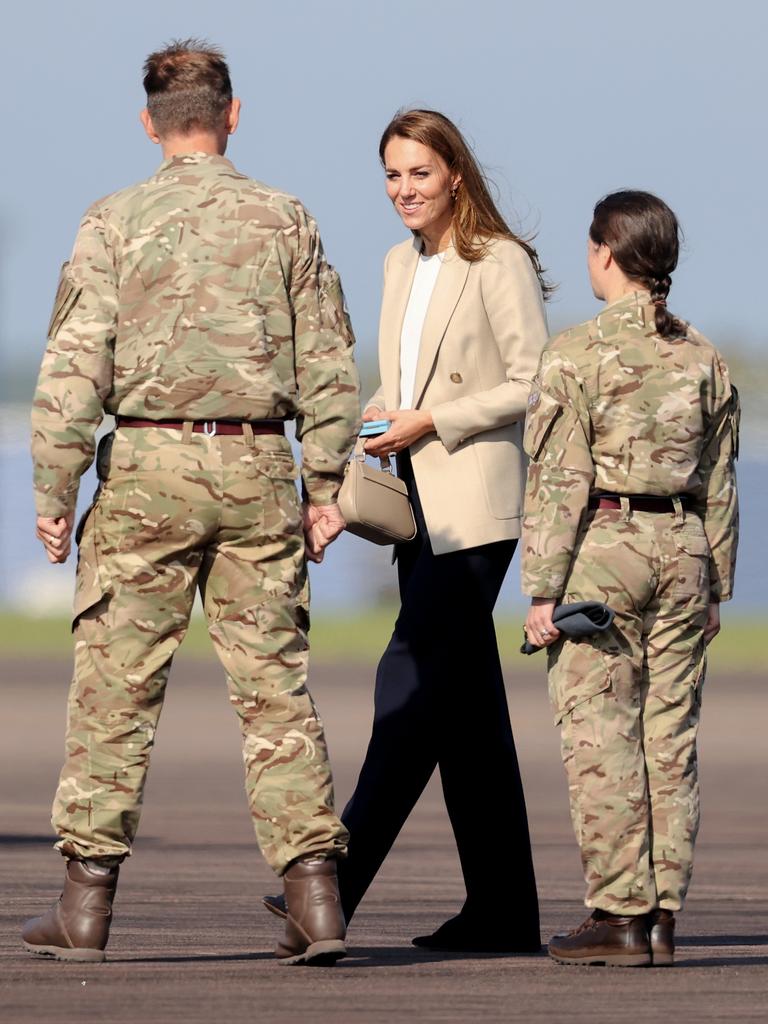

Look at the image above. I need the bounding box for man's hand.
[36,512,75,564]
[525,596,560,648]
[302,503,346,563]
[703,602,721,645]
[364,409,435,458]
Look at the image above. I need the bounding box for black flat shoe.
[412,914,541,954]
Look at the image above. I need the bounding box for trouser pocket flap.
[547,641,612,725]
[677,533,710,557]
[72,506,111,630]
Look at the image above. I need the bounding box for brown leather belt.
[588,493,692,513]
[116,416,285,437]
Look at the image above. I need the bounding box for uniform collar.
[596,289,653,328]
[602,288,655,319]
[156,152,236,173]
[601,289,652,314]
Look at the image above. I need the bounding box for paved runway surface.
[1,653,766,1022]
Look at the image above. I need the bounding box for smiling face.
[383,136,459,249]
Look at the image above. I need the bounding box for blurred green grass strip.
[0,610,763,673]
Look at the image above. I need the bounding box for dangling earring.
[450,186,458,201]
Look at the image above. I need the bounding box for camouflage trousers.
[546,503,710,914]
[52,426,348,873]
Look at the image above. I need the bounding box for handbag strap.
[353,436,393,473]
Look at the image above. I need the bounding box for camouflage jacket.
[31,153,361,516]
[521,291,739,601]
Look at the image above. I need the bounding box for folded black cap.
[520,600,615,655]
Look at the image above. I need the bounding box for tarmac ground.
[1,653,766,1023]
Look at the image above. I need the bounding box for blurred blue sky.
[1,0,766,379]
[1,1,766,613]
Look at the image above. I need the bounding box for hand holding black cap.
[521,601,615,655]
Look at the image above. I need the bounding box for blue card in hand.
[359,420,392,438]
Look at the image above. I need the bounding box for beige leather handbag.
[338,439,417,545]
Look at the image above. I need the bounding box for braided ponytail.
[650,274,678,338]
[590,191,686,339]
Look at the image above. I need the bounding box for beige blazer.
[367,235,548,554]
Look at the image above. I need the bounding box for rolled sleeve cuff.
[302,474,343,507]
[523,586,564,600]
[520,555,569,601]
[34,490,77,518]
[709,568,735,603]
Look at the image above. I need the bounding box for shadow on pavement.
[0,833,171,848]
[0,835,56,846]
[678,934,768,946]
[112,947,546,968]
[343,939,768,970]
[339,946,546,967]
[679,956,768,967]
[113,952,273,964]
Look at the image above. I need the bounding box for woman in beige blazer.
[344,110,551,953]
[366,226,547,552]
[266,110,551,952]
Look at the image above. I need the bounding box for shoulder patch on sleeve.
[47,262,82,340]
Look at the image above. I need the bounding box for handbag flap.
[358,462,409,495]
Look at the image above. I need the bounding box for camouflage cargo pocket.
[546,638,612,726]
[248,448,301,537]
[673,530,711,600]
[72,503,111,629]
[253,448,299,482]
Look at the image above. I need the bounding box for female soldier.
[522,190,739,967]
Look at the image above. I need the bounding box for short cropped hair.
[143,39,233,137]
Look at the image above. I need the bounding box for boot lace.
[568,911,607,937]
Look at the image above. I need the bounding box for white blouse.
[398,251,443,409]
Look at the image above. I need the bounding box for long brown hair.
[590,190,686,338]
[379,109,552,299]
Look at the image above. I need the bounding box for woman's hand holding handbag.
[338,437,417,546]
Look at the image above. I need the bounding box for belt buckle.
[202,420,218,437]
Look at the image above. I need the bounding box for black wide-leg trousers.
[338,452,540,942]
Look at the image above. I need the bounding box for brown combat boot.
[548,909,651,967]
[22,859,119,962]
[648,908,675,966]
[275,855,346,966]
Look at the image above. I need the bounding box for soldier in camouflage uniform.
[522,191,739,967]
[23,40,360,966]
